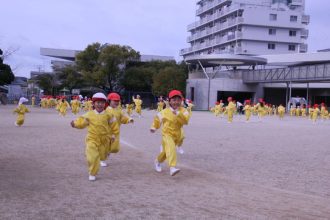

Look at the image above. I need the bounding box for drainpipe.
[198,60,210,110]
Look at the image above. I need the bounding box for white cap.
[92,93,107,101]
[18,97,28,105]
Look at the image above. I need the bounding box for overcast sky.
[1,0,329,77]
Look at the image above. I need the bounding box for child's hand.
[129,118,134,123]
[70,121,75,128]
[150,128,156,133]
[111,135,116,142]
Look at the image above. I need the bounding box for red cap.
[245,100,251,104]
[168,90,183,99]
[108,93,121,101]
[227,97,232,102]
[258,98,264,103]
[314,104,319,108]
[216,101,220,105]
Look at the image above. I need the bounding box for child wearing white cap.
[13,97,30,127]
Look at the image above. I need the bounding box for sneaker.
[154,159,162,172]
[88,175,96,181]
[160,145,163,153]
[177,147,184,155]
[170,167,180,176]
[100,161,108,167]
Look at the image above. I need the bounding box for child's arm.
[71,116,89,129]
[176,109,190,125]
[150,113,162,133]
[120,112,134,124]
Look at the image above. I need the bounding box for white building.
[180,0,309,59]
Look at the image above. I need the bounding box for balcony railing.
[300,44,308,53]
[301,29,309,38]
[302,15,310,24]
[196,0,231,16]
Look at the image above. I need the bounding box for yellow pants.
[245,112,251,121]
[85,137,109,176]
[16,114,25,126]
[157,135,178,167]
[72,107,79,115]
[227,111,234,122]
[107,134,120,155]
[279,112,284,119]
[60,109,67,116]
[135,106,141,115]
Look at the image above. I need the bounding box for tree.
[152,65,187,97]
[35,73,59,95]
[76,43,140,92]
[0,49,15,86]
[53,65,85,91]
[121,66,154,92]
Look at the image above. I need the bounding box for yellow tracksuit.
[151,107,190,167]
[105,106,132,155]
[126,104,133,116]
[295,108,301,117]
[226,101,236,122]
[256,104,266,119]
[13,104,30,126]
[214,104,221,117]
[243,105,252,121]
[71,100,80,115]
[312,108,320,122]
[321,107,326,120]
[309,108,314,120]
[157,101,165,112]
[59,101,70,116]
[31,97,36,107]
[301,108,307,117]
[133,98,142,115]
[73,110,119,176]
[278,106,285,119]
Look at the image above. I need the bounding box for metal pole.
[306,82,309,105]
[198,60,210,110]
[285,82,289,110]
[289,81,292,107]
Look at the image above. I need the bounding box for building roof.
[184,54,267,67]
[259,52,330,66]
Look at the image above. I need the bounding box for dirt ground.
[1,105,330,219]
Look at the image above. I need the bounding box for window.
[290,15,298,22]
[268,43,276,50]
[289,30,297,36]
[270,14,277,21]
[288,45,296,51]
[269,28,276,35]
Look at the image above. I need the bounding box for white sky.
[1,0,329,77]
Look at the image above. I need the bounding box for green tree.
[0,49,15,86]
[152,65,187,97]
[122,66,154,92]
[35,73,59,95]
[76,43,140,92]
[54,65,85,91]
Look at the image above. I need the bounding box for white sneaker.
[88,175,96,181]
[14,122,19,127]
[154,159,162,172]
[160,145,163,153]
[170,167,180,176]
[177,147,184,155]
[100,161,108,167]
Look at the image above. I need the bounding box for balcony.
[302,15,310,24]
[301,29,309,38]
[196,0,231,16]
[299,44,308,53]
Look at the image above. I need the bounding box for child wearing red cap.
[71,93,118,181]
[243,100,252,122]
[59,97,70,117]
[103,92,134,167]
[71,96,81,115]
[225,97,236,123]
[151,90,190,176]
[214,101,221,117]
[312,104,320,123]
[277,104,285,120]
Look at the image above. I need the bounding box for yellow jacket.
[133,98,142,107]
[14,104,30,115]
[106,107,132,129]
[73,110,119,140]
[151,107,190,140]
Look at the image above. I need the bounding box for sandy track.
[1,105,330,219]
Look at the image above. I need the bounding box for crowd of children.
[12,90,330,181]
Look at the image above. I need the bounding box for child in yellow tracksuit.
[59,97,70,116]
[226,97,236,123]
[71,96,80,115]
[125,103,133,116]
[214,102,221,117]
[13,97,30,126]
[103,93,134,167]
[243,100,252,122]
[132,95,143,117]
[31,96,36,107]
[151,90,190,176]
[256,99,266,122]
[277,104,285,120]
[71,93,118,181]
[157,97,165,112]
[312,104,320,123]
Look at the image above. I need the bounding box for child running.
[13,97,30,127]
[70,93,118,181]
[151,90,190,176]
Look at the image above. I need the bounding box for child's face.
[169,96,182,110]
[110,100,120,108]
[94,100,105,112]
